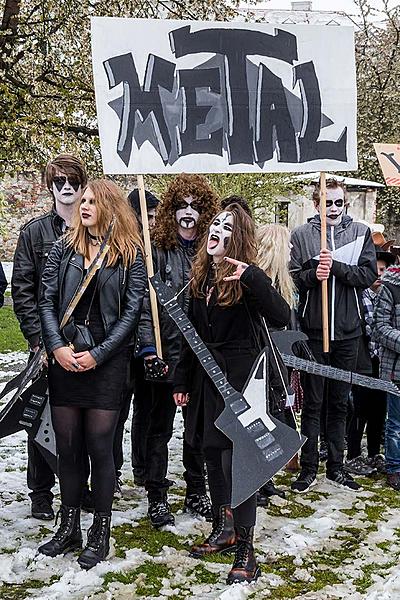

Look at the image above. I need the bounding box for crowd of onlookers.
[0,154,399,584]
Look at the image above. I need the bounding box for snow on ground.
[0,351,400,599]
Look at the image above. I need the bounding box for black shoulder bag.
[60,224,113,352]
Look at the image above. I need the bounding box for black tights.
[51,406,119,514]
[204,446,257,528]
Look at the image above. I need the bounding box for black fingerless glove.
[144,356,168,381]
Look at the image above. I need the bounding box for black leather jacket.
[139,239,194,381]
[0,262,7,308]
[12,208,65,347]
[39,238,147,366]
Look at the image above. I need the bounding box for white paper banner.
[91,17,357,174]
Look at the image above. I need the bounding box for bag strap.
[242,297,290,397]
[60,222,113,329]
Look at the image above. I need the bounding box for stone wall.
[0,171,53,261]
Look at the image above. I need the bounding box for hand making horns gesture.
[223,257,249,281]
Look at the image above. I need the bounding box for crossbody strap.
[60,222,113,329]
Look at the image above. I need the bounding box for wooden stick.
[320,171,330,353]
[137,174,163,358]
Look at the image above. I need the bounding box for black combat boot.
[38,505,82,557]
[190,505,236,558]
[227,526,261,584]
[77,512,111,570]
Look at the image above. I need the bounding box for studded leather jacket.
[11,208,65,348]
[138,238,195,381]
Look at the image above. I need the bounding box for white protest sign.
[91,18,357,174]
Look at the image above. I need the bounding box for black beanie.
[128,189,160,216]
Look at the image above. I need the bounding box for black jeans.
[145,382,206,502]
[113,356,134,479]
[130,358,153,481]
[27,438,56,502]
[347,385,386,459]
[300,337,359,474]
[204,446,256,527]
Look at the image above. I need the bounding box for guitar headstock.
[150,272,176,305]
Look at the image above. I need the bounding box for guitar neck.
[168,301,243,406]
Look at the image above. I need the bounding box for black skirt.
[48,347,129,410]
[48,270,129,411]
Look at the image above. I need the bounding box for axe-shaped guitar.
[151,273,306,508]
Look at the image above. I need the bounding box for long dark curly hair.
[152,174,218,250]
[191,203,257,307]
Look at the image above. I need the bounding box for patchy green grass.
[104,561,171,597]
[112,519,187,558]
[266,500,314,519]
[0,576,59,600]
[188,564,219,584]
[0,306,26,353]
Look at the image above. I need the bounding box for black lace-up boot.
[227,526,261,584]
[148,500,175,528]
[184,493,213,521]
[190,505,236,558]
[38,505,82,557]
[78,512,111,570]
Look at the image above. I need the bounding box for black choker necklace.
[87,231,102,245]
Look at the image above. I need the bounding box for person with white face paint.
[289,179,377,493]
[137,174,218,529]
[206,211,234,259]
[173,202,291,585]
[11,154,88,522]
[175,195,201,235]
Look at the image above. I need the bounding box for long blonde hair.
[191,203,257,307]
[66,179,143,267]
[256,224,295,308]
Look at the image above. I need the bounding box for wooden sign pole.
[320,171,330,354]
[137,174,163,358]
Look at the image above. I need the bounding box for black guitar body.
[0,372,57,473]
[150,273,305,507]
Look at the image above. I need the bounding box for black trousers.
[130,358,153,480]
[27,438,56,501]
[300,337,359,474]
[204,446,257,527]
[113,356,135,479]
[347,384,386,460]
[145,382,207,502]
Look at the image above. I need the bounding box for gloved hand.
[144,355,168,381]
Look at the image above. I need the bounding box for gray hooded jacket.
[290,214,377,341]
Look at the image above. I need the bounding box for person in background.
[11,154,88,520]
[114,188,160,491]
[345,242,395,476]
[138,174,218,529]
[372,259,400,491]
[256,223,299,497]
[38,179,147,568]
[290,178,377,493]
[0,263,7,308]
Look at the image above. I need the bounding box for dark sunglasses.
[326,199,344,208]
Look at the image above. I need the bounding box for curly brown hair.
[152,174,218,250]
[191,203,257,307]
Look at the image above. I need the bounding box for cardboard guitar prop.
[150,272,306,507]
[0,350,56,472]
[271,331,400,397]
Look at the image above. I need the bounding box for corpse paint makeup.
[207,211,233,259]
[325,188,345,225]
[175,196,201,230]
[52,172,82,206]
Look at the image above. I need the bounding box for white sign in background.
[91,17,357,175]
